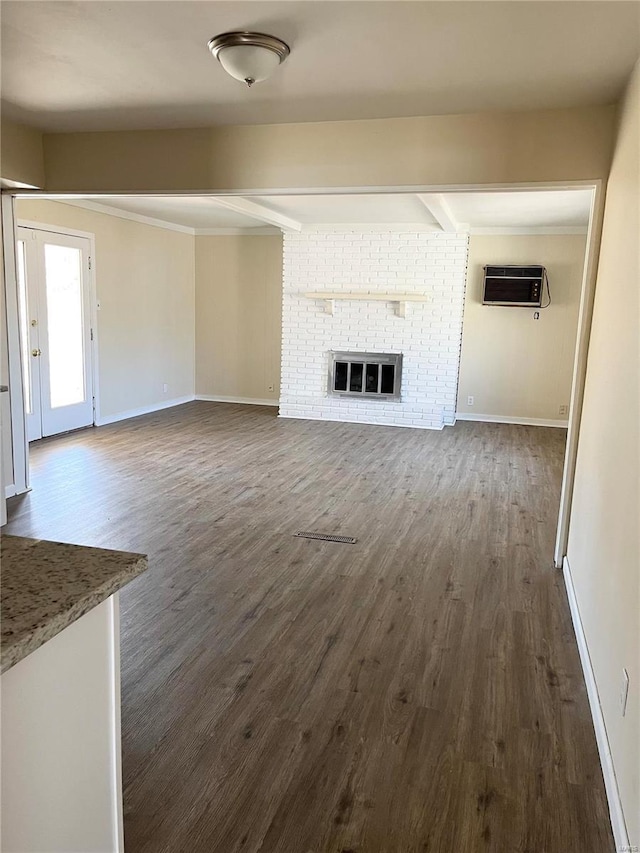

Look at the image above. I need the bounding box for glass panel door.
[36,231,94,437]
[16,226,94,440]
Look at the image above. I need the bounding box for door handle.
[31,348,41,357]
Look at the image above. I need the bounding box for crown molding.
[194,226,281,236]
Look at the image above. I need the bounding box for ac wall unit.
[482,265,545,307]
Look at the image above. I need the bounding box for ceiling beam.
[416,193,463,233]
[208,196,302,232]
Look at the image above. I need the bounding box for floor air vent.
[294,531,358,545]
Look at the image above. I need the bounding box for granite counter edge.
[1,555,147,674]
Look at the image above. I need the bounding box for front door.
[16,226,94,441]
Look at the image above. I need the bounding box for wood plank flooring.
[5,402,614,852]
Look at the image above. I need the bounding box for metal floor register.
[294,531,358,545]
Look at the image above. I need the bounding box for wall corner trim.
[562,556,630,850]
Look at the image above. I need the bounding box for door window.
[43,243,86,409]
[16,226,94,440]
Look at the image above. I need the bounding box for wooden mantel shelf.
[303,291,431,318]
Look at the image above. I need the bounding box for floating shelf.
[303,291,431,318]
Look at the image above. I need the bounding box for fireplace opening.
[329,352,402,399]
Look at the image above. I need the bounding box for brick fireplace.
[279,230,469,429]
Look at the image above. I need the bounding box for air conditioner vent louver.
[483,265,546,307]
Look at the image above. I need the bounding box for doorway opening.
[1,182,601,570]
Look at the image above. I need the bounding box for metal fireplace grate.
[328,351,402,399]
[294,531,358,545]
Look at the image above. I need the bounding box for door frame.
[15,226,44,442]
[17,221,99,439]
[1,181,602,569]
[552,184,604,567]
[2,194,28,497]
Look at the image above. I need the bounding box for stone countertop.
[1,535,147,674]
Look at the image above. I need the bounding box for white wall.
[566,60,639,845]
[457,234,586,424]
[15,200,195,422]
[195,235,282,404]
[279,231,469,429]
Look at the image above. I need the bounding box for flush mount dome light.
[207,31,290,87]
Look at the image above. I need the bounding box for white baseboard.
[455,413,568,428]
[5,484,30,499]
[195,394,279,407]
[95,396,195,426]
[562,556,630,849]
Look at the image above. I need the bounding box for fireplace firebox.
[328,352,402,399]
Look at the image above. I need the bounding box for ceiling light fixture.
[207,31,290,88]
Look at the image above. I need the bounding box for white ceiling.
[444,191,593,230]
[46,189,593,234]
[2,1,638,132]
[75,197,271,230]
[255,194,439,226]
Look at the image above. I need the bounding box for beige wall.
[15,200,195,420]
[457,234,587,422]
[195,235,282,403]
[567,61,639,843]
[41,105,615,192]
[1,119,45,188]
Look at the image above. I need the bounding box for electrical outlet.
[467,396,474,406]
[163,383,168,394]
[559,405,569,416]
[620,669,629,716]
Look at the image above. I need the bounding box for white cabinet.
[1,594,124,853]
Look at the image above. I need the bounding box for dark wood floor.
[5,402,613,853]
